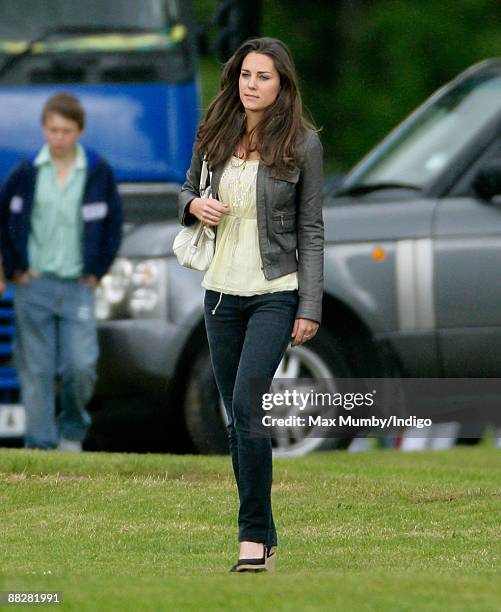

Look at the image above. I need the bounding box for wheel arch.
[321,291,403,378]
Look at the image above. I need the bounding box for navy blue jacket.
[0,147,122,280]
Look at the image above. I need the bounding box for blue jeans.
[14,275,98,449]
[204,289,298,547]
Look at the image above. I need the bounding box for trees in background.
[195,0,501,171]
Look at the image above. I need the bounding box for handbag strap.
[199,156,212,197]
[198,157,213,229]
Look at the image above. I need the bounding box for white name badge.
[9,195,23,213]
[82,202,108,221]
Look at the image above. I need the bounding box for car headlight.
[96,257,167,321]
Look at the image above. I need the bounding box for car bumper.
[96,319,184,397]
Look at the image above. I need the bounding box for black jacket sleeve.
[0,163,22,279]
[93,164,123,278]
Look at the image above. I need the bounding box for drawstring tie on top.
[212,291,223,315]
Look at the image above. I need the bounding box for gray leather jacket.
[178,129,324,323]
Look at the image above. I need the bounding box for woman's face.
[239,52,281,115]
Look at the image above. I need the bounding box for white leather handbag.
[173,158,215,271]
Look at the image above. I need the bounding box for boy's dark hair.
[41,92,85,130]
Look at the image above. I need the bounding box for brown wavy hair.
[197,37,316,176]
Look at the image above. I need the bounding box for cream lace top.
[202,156,298,295]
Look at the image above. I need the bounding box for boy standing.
[0,92,122,450]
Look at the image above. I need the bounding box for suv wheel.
[184,328,356,456]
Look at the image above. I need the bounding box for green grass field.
[1,446,500,611]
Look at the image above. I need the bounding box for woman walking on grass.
[178,37,324,572]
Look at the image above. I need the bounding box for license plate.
[0,404,26,437]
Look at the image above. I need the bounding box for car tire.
[269,327,356,456]
[184,348,229,455]
[184,327,357,456]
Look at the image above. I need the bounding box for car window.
[0,0,170,41]
[449,134,501,197]
[342,71,501,191]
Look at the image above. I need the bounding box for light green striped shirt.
[28,143,87,278]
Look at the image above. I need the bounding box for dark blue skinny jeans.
[204,289,298,547]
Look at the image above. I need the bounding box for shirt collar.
[34,143,87,169]
[34,144,51,167]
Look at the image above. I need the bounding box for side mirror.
[472,159,501,203]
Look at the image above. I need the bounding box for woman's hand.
[189,197,229,226]
[291,318,319,346]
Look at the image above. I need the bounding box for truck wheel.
[184,327,356,456]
